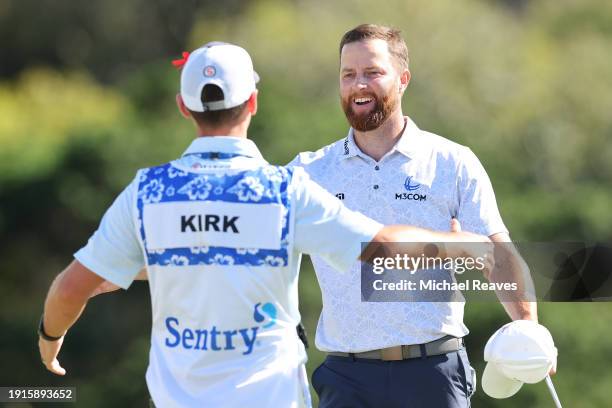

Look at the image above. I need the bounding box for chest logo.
[404,176,421,191]
[396,176,427,201]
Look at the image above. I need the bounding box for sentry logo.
[253,302,277,328]
[164,302,277,355]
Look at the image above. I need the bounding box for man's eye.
[343,72,355,79]
[367,71,381,76]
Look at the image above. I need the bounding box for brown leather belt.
[328,336,464,361]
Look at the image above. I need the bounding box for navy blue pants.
[312,348,475,408]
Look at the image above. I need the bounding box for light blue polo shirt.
[290,117,508,352]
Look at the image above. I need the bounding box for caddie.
[38,41,493,407]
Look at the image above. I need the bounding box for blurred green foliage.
[1,0,611,406]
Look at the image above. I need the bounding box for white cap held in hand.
[482,320,558,399]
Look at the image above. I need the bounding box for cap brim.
[482,362,523,399]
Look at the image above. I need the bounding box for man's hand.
[39,336,66,376]
[549,365,557,376]
[448,218,495,278]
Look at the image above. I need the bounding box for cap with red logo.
[177,42,259,112]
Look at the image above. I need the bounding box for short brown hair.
[339,24,409,70]
[188,84,248,127]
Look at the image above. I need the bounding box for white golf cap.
[482,320,558,399]
[179,42,259,112]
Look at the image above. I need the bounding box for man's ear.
[247,90,258,116]
[399,69,411,94]
[176,94,192,119]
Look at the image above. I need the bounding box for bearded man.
[289,24,538,408]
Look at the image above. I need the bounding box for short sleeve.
[456,148,508,236]
[290,167,383,273]
[286,154,301,167]
[74,174,144,289]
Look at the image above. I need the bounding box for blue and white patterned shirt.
[75,136,381,408]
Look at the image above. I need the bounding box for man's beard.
[341,91,397,132]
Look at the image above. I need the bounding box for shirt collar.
[338,116,421,161]
[337,130,362,161]
[393,116,421,158]
[182,136,265,160]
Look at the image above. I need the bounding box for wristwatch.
[38,314,64,341]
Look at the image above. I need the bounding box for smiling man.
[290,24,539,407]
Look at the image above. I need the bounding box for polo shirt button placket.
[373,164,382,192]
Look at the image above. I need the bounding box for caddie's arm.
[360,223,495,273]
[90,268,148,297]
[39,260,105,375]
[39,173,145,375]
[489,232,538,322]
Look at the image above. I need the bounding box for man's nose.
[355,75,368,89]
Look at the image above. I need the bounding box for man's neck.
[352,111,406,162]
[196,120,250,139]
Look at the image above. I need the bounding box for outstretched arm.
[360,221,495,273]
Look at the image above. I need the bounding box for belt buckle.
[380,346,403,361]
